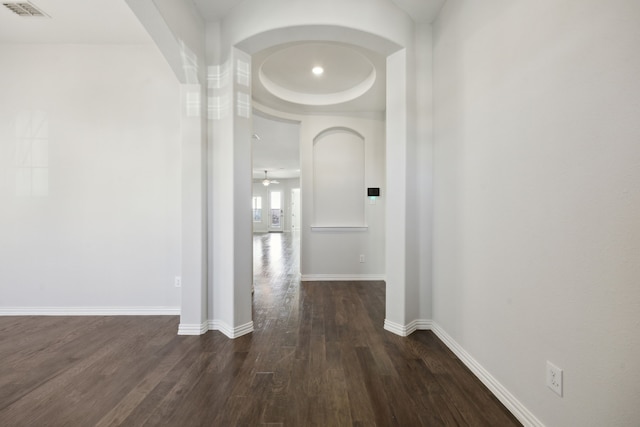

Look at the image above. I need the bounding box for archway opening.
[233,25,406,333]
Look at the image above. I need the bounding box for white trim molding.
[178,321,208,335]
[430,322,544,427]
[0,306,180,316]
[301,274,385,282]
[384,319,408,336]
[209,320,254,339]
[178,320,255,338]
[383,318,432,336]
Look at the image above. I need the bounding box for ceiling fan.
[262,170,279,186]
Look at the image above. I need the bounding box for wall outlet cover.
[546,361,563,396]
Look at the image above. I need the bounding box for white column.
[385,49,409,335]
[385,44,423,336]
[231,47,254,334]
[210,48,254,338]
[178,83,208,334]
[415,23,434,322]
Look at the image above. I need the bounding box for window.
[252,196,262,222]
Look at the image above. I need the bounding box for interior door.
[269,190,282,231]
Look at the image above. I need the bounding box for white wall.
[0,44,181,311]
[433,0,640,425]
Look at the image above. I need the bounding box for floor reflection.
[252,231,300,327]
[253,231,299,280]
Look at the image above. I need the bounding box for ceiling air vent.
[3,2,48,17]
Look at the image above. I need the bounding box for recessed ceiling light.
[312,66,324,76]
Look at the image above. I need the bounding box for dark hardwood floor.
[0,232,520,426]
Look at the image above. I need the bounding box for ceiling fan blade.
[271,180,280,184]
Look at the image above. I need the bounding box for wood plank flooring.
[0,232,521,426]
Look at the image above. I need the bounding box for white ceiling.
[0,0,447,43]
[252,41,386,114]
[261,43,374,96]
[389,0,447,23]
[193,0,446,24]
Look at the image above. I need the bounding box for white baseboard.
[177,321,208,335]
[429,322,544,427]
[301,274,385,282]
[178,320,255,338]
[384,319,410,336]
[0,306,180,316]
[209,320,254,338]
[383,318,433,336]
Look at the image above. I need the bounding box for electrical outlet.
[174,276,182,288]
[359,254,365,263]
[546,361,563,396]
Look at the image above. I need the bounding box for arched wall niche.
[312,127,366,227]
[314,126,364,142]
